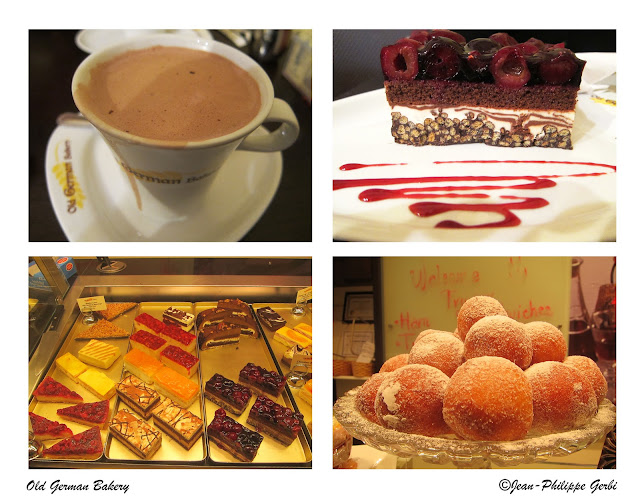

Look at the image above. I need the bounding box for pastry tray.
[29,301,311,468]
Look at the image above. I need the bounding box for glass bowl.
[333,387,616,468]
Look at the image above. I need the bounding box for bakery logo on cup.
[52,140,86,214]
[121,164,214,184]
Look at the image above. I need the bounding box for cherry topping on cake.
[380,42,419,80]
[464,38,501,55]
[490,32,518,47]
[410,30,466,45]
[538,48,579,84]
[490,46,531,88]
[418,37,463,80]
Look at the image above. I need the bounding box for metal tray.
[195,302,312,466]
[29,300,311,467]
[104,302,207,465]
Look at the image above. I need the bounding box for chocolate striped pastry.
[115,375,160,419]
[151,397,203,450]
[109,409,162,459]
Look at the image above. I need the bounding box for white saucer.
[45,123,282,241]
[75,29,213,53]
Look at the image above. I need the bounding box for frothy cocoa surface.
[75,46,262,142]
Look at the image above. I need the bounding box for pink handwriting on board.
[509,301,553,321]
[393,312,430,350]
[410,264,480,292]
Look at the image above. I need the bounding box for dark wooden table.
[29,30,311,242]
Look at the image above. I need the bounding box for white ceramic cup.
[72,34,299,219]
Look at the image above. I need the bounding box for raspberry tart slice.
[129,329,167,359]
[42,426,103,460]
[32,376,83,404]
[204,373,252,415]
[57,400,111,429]
[29,412,74,441]
[207,408,263,462]
[159,345,200,378]
[247,396,305,446]
[238,363,286,398]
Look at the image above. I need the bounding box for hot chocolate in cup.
[72,34,299,219]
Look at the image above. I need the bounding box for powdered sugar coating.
[355,372,389,423]
[457,296,508,340]
[524,321,568,364]
[443,356,533,441]
[379,354,409,373]
[414,329,460,345]
[563,356,608,405]
[409,331,464,377]
[374,364,450,437]
[464,315,533,369]
[525,361,597,433]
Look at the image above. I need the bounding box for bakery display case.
[28,257,312,468]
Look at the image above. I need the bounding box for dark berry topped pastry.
[238,363,286,398]
[204,373,253,415]
[256,306,286,330]
[381,30,586,149]
[207,408,263,462]
[247,396,304,446]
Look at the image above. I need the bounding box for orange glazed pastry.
[123,348,164,384]
[153,366,200,408]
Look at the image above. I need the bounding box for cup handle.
[238,98,299,152]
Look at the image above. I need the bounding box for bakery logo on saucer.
[52,140,86,214]
[121,165,214,184]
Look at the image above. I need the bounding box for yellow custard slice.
[77,339,121,369]
[152,366,199,408]
[273,326,312,349]
[55,352,88,382]
[78,368,116,400]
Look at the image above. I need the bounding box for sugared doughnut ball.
[464,316,533,370]
[524,321,568,364]
[525,361,597,433]
[379,354,409,373]
[356,372,389,423]
[414,329,457,345]
[563,356,608,405]
[457,296,508,340]
[409,331,464,377]
[443,356,533,441]
[375,364,450,436]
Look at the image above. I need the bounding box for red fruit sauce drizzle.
[335,161,616,229]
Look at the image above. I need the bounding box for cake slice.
[157,323,197,352]
[97,302,137,321]
[256,306,286,330]
[134,312,165,335]
[42,426,103,460]
[32,376,83,403]
[152,366,200,408]
[381,30,585,149]
[293,322,312,340]
[55,352,88,382]
[109,409,162,459]
[281,344,311,367]
[238,363,286,398]
[77,339,121,369]
[204,373,252,415]
[299,379,312,405]
[247,396,304,446]
[207,408,263,462]
[57,400,111,429]
[123,348,164,384]
[163,306,195,331]
[77,368,116,400]
[198,322,241,349]
[129,329,167,359]
[216,299,252,314]
[273,326,312,349]
[159,345,200,378]
[115,374,160,419]
[151,397,204,450]
[75,319,130,339]
[29,412,74,441]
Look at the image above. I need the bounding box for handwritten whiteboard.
[380,257,571,360]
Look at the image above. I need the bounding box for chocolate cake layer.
[385,80,579,111]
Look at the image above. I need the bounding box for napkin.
[577,52,617,96]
